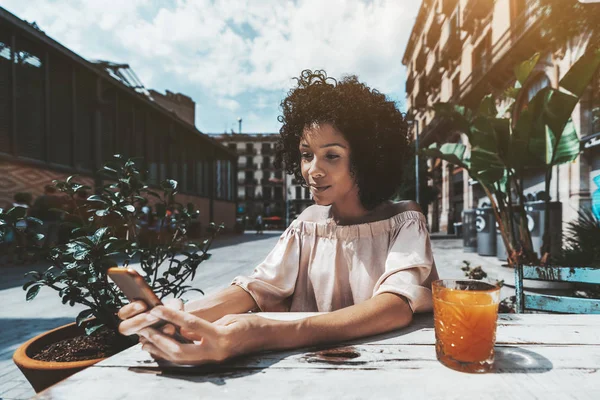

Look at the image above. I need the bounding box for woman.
[118,70,439,365]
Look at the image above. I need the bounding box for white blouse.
[231,205,439,314]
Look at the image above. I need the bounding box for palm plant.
[422,48,600,267]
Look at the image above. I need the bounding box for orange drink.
[432,279,501,373]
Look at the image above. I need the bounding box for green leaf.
[421,143,470,169]
[552,119,581,165]
[7,206,27,219]
[559,47,600,98]
[87,195,107,203]
[95,209,110,217]
[76,309,95,326]
[26,285,42,301]
[515,53,540,86]
[26,217,43,226]
[85,323,104,336]
[93,227,109,244]
[478,94,497,117]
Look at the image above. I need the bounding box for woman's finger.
[117,301,147,320]
[161,324,176,336]
[150,306,218,339]
[163,298,184,311]
[141,341,169,362]
[139,327,183,355]
[118,312,161,336]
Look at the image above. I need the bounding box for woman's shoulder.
[295,205,331,223]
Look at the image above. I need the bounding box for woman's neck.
[330,199,390,226]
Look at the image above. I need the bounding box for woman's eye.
[326,154,340,160]
[300,152,313,159]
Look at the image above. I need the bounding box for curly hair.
[275,69,410,210]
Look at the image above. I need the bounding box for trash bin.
[525,201,562,259]
[462,209,477,253]
[496,224,507,262]
[476,207,496,256]
[453,222,463,238]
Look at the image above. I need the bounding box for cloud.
[217,98,241,112]
[1,0,417,130]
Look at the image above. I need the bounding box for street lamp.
[406,114,420,206]
[237,117,242,134]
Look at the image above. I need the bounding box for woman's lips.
[311,185,331,193]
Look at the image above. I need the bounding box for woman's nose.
[308,159,325,179]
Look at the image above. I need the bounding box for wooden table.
[36,313,600,399]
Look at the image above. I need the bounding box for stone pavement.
[0,232,514,400]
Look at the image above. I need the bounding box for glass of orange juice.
[432,279,501,373]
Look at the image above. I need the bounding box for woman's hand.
[117,298,184,338]
[137,307,279,365]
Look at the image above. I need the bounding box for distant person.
[255,214,264,234]
[2,192,33,264]
[31,185,64,248]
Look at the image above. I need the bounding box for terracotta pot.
[13,321,106,393]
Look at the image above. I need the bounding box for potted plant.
[2,155,223,392]
[422,48,600,268]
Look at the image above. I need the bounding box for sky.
[1,0,419,134]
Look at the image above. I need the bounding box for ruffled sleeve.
[230,226,301,312]
[372,213,436,313]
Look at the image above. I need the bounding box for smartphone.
[108,267,192,344]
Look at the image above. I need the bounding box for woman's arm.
[136,292,412,364]
[185,285,259,322]
[267,292,413,351]
[118,285,258,336]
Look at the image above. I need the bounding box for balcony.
[414,90,428,109]
[462,0,494,35]
[238,148,257,155]
[426,14,443,49]
[406,73,415,94]
[415,50,427,72]
[457,0,542,106]
[261,178,284,186]
[440,24,461,65]
[260,163,277,171]
[239,178,258,186]
[441,0,459,16]
[239,163,258,170]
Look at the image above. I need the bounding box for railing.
[238,148,257,155]
[261,178,284,185]
[458,0,541,100]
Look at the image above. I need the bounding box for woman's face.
[299,123,358,207]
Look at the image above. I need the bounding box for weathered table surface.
[36,313,600,400]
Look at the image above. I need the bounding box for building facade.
[0,7,236,231]
[148,89,195,126]
[403,0,600,233]
[213,133,315,229]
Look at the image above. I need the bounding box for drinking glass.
[432,279,501,373]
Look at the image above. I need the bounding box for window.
[592,71,600,134]
[0,29,12,154]
[228,143,236,150]
[74,68,94,170]
[274,187,283,200]
[295,186,301,199]
[16,36,44,161]
[304,187,311,199]
[48,52,73,166]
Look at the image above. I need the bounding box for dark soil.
[33,326,134,362]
